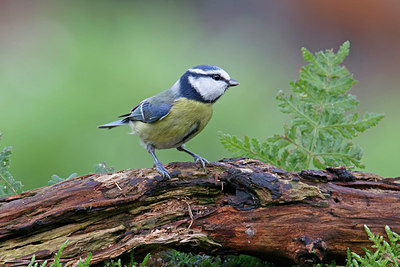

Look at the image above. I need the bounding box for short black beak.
[229,79,239,87]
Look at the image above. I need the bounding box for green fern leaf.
[220,41,383,171]
[0,133,23,196]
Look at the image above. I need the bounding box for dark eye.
[212,74,221,81]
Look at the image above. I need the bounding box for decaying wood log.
[0,158,399,266]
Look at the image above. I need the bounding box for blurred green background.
[1,1,399,190]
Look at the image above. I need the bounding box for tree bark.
[0,158,398,266]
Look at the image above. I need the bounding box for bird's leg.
[177,144,209,169]
[147,144,170,179]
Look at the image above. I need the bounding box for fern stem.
[321,123,357,130]
[0,173,17,194]
[280,135,310,155]
[313,152,357,158]
[224,138,269,162]
[306,127,319,169]
[285,99,318,127]
[307,62,331,169]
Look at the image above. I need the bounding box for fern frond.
[0,133,23,196]
[220,41,383,171]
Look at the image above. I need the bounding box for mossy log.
[0,158,399,266]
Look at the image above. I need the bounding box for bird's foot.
[154,161,171,179]
[193,154,209,169]
[176,145,209,170]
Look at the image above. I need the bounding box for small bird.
[98,65,239,178]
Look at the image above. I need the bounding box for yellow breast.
[131,98,213,149]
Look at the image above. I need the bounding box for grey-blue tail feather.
[98,120,128,129]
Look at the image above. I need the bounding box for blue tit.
[98,65,239,178]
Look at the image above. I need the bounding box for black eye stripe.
[188,71,229,83]
[208,73,228,83]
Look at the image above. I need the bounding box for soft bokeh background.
[1,1,399,190]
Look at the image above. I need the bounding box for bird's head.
[178,65,239,103]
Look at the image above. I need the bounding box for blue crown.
[191,65,220,71]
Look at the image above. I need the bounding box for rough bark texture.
[0,158,399,266]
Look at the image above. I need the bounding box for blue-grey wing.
[120,101,172,123]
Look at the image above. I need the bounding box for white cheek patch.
[188,76,226,101]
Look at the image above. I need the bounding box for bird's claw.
[194,155,209,169]
[154,161,171,179]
